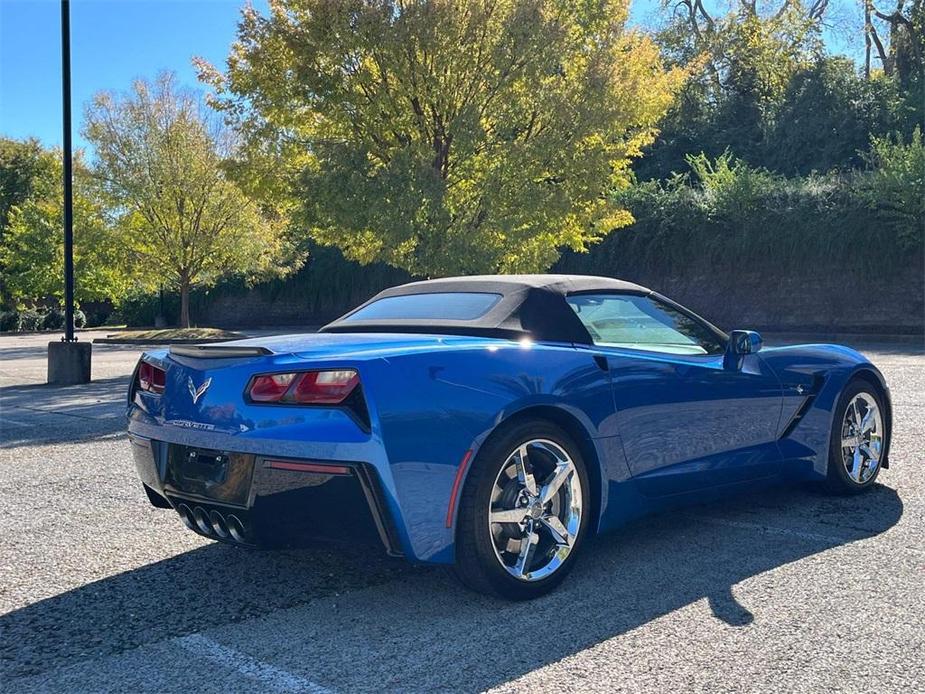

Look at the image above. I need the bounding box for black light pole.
[48,0,91,384]
[61,0,75,343]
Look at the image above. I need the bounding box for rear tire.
[453,420,590,600]
[824,380,887,495]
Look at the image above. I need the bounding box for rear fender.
[363,341,619,564]
[480,403,630,538]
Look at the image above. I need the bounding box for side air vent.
[779,374,826,439]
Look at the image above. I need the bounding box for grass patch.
[104,327,246,341]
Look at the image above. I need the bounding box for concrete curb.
[91,337,241,346]
[761,332,924,346]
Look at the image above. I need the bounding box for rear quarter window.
[345,292,502,321]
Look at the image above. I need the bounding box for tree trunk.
[179,273,191,328]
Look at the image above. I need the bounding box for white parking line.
[175,633,332,693]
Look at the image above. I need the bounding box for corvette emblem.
[187,377,212,404]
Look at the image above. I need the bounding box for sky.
[0,0,863,151]
[0,0,269,149]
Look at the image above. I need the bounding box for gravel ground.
[0,331,922,692]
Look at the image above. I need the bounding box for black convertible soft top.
[321,274,652,344]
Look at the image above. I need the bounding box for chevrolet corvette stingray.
[128,275,891,599]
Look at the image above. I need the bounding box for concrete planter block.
[47,340,92,385]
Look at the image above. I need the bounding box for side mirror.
[728,330,763,355]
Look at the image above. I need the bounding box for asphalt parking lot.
[1,330,922,692]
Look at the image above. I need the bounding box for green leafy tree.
[84,73,297,327]
[864,0,924,82]
[874,0,925,131]
[641,1,923,180]
[0,138,54,235]
[197,0,686,277]
[657,0,825,98]
[639,1,830,178]
[0,138,57,307]
[1,153,131,306]
[765,57,905,175]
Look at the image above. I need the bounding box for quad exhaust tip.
[174,503,249,544]
[192,506,212,535]
[226,514,247,543]
[177,503,195,531]
[209,510,229,539]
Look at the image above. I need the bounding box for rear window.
[345,292,502,321]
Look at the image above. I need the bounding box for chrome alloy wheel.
[840,392,884,484]
[488,439,582,582]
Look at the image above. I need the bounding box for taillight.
[248,373,296,402]
[137,361,166,394]
[246,369,359,405]
[291,370,359,403]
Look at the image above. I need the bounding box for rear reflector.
[137,361,166,394]
[445,449,474,528]
[265,459,352,475]
[245,369,359,405]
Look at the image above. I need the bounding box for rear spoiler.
[169,344,272,359]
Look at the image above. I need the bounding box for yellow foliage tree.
[198,0,687,277]
[84,73,298,326]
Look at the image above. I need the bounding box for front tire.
[825,380,887,495]
[453,420,590,600]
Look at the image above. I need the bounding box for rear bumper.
[130,432,402,556]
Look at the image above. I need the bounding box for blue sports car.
[129,275,891,599]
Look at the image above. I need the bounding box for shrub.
[557,152,915,281]
[81,306,110,327]
[686,151,780,225]
[19,308,42,331]
[41,308,65,331]
[860,127,925,251]
[115,291,179,327]
[0,310,22,332]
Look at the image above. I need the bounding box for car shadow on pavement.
[0,483,903,688]
[0,376,130,448]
